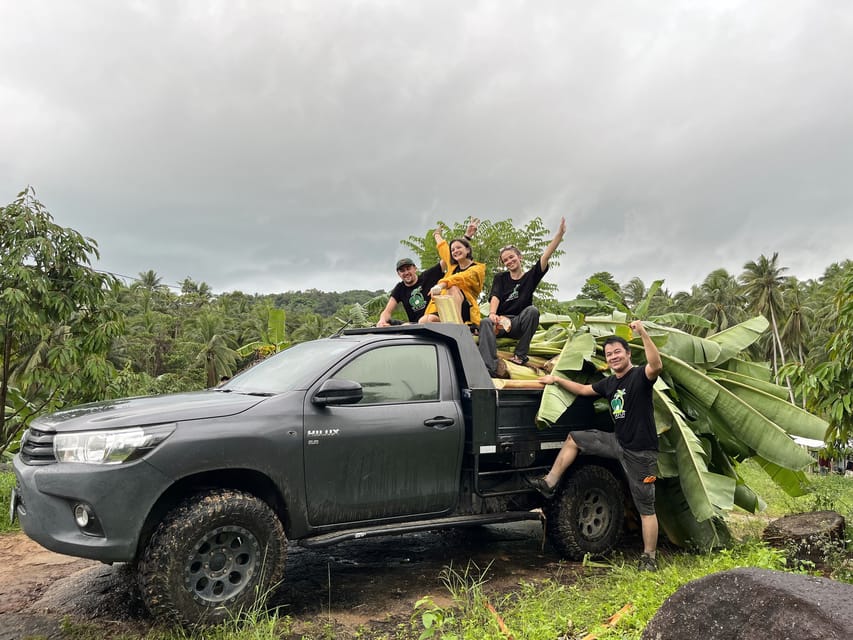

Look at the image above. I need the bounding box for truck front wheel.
[545,465,624,560]
[138,489,287,626]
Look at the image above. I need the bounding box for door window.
[333,345,438,404]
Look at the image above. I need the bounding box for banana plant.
[525,312,829,549]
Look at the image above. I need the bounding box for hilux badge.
[306,428,340,437]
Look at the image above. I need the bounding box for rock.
[762,510,846,564]
[641,567,853,640]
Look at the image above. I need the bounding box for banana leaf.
[708,368,789,400]
[656,478,732,550]
[660,353,814,469]
[719,357,772,382]
[714,378,829,441]
[538,312,579,327]
[655,388,735,521]
[645,323,721,364]
[709,437,765,513]
[706,316,769,367]
[536,373,578,428]
[552,332,596,373]
[650,312,715,330]
[633,279,664,319]
[656,448,679,478]
[750,455,811,498]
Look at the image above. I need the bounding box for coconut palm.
[780,277,814,366]
[739,253,788,380]
[189,309,237,387]
[291,313,335,343]
[695,269,746,334]
[621,277,648,309]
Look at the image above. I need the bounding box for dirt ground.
[0,520,593,639]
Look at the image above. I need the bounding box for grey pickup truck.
[11,324,627,626]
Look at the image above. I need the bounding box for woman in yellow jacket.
[419,227,485,326]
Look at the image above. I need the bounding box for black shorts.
[570,430,657,516]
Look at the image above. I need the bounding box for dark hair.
[449,237,473,265]
[603,336,630,353]
[499,244,522,261]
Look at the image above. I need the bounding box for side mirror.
[312,379,363,406]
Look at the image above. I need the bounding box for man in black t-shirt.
[534,320,663,571]
[478,218,565,375]
[377,219,479,325]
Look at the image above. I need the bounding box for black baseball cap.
[396,258,416,270]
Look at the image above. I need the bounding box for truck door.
[303,342,463,526]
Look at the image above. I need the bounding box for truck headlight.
[54,425,175,464]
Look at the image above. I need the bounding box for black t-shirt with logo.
[591,366,658,451]
[390,263,443,322]
[489,257,548,316]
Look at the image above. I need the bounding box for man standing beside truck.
[535,320,663,571]
[478,217,565,376]
[377,218,479,326]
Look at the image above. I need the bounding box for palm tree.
[621,277,647,309]
[695,269,746,334]
[134,269,168,293]
[739,254,788,374]
[291,313,334,343]
[780,277,814,365]
[189,310,237,387]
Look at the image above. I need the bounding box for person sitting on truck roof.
[478,217,566,376]
[377,219,479,326]
[534,320,663,572]
[419,227,485,327]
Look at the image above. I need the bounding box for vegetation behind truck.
[11,324,625,626]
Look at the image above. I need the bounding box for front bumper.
[12,454,170,563]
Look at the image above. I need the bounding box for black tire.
[138,489,286,627]
[545,465,624,560]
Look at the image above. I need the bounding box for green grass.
[0,469,19,534]
[736,458,853,519]
[3,466,852,639]
[410,543,790,640]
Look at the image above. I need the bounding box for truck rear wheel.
[138,489,286,626]
[545,465,624,560]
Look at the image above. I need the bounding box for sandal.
[508,355,529,366]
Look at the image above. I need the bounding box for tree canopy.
[1,187,121,451]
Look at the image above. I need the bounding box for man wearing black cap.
[377,218,479,326]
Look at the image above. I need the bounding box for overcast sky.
[2,1,851,300]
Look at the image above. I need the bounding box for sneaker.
[637,553,657,572]
[526,476,555,500]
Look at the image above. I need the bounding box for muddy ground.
[0,520,612,639]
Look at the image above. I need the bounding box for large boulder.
[642,567,853,640]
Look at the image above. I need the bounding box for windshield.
[220,339,357,395]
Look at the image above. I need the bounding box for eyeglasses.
[499,245,518,254]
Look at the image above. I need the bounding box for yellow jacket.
[424,239,485,324]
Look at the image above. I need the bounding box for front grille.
[20,427,57,465]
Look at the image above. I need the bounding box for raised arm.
[433,228,450,272]
[630,320,663,380]
[464,217,480,241]
[540,216,566,270]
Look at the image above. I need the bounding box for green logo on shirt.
[611,389,626,420]
[409,290,426,311]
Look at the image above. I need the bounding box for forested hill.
[269,289,385,316]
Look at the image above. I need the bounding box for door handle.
[424,416,455,429]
